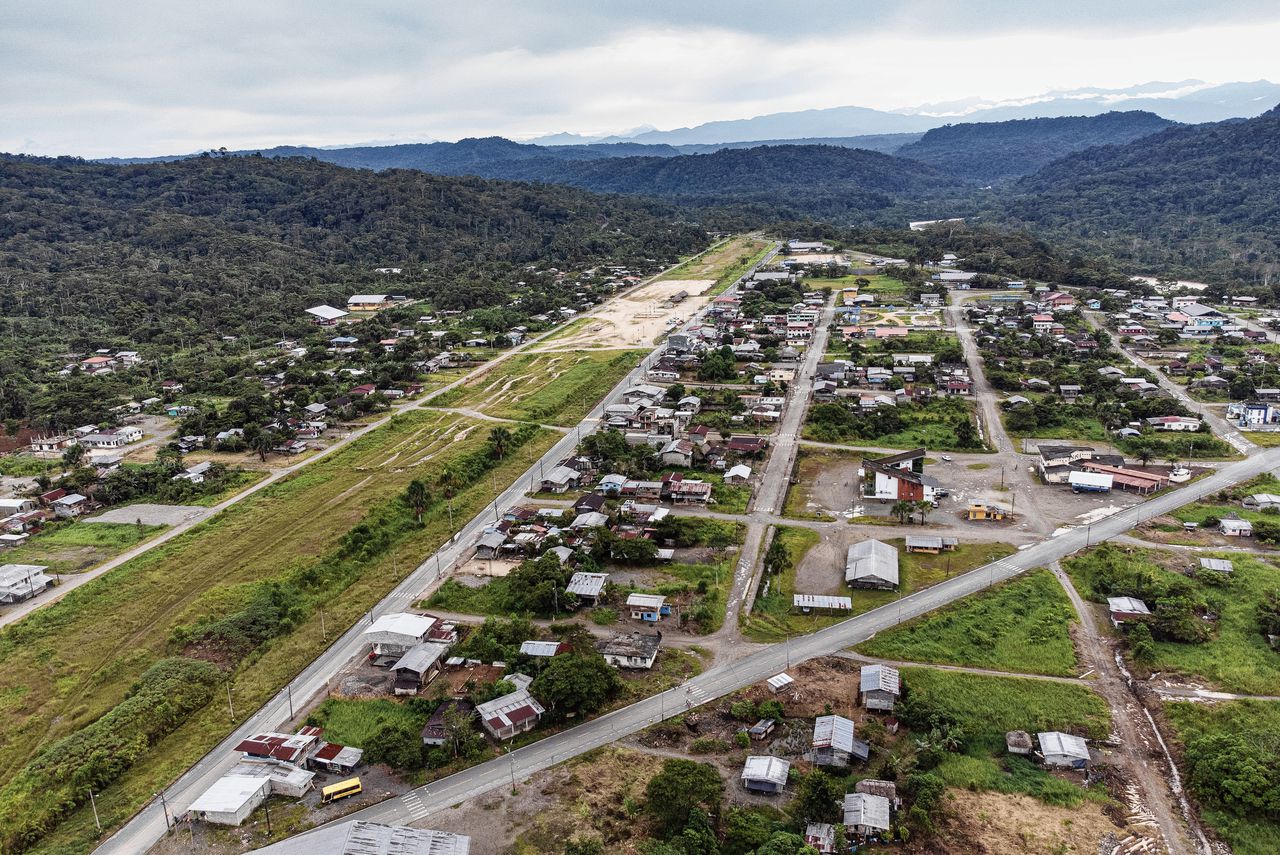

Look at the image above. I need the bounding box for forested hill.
[0,154,706,345]
[896,111,1175,181]
[996,105,1280,279]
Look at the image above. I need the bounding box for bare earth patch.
[926,789,1122,855]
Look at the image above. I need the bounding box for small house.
[724,464,752,486]
[390,642,451,695]
[519,641,568,659]
[859,664,901,712]
[845,540,899,590]
[1219,517,1253,537]
[748,719,776,740]
[1038,731,1090,769]
[187,775,270,826]
[767,673,794,693]
[804,823,837,854]
[1199,557,1233,575]
[626,593,669,622]
[903,535,957,554]
[0,563,52,604]
[363,613,438,656]
[966,503,1007,521]
[1107,596,1151,627]
[421,699,476,746]
[475,689,545,740]
[842,792,891,839]
[812,714,869,767]
[566,571,608,605]
[741,756,790,794]
[597,632,662,669]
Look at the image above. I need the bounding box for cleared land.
[782,447,863,520]
[431,350,643,426]
[656,234,772,293]
[0,522,166,575]
[1064,545,1280,694]
[856,569,1080,676]
[0,411,559,855]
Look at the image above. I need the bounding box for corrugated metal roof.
[519,641,564,657]
[1038,731,1089,760]
[842,792,891,830]
[845,540,899,585]
[626,593,665,609]
[250,820,471,854]
[1199,557,1233,574]
[566,572,607,597]
[793,594,852,611]
[741,755,789,785]
[860,663,900,695]
[812,715,856,752]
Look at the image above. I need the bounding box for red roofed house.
[475,688,545,740]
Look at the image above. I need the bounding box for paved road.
[94,242,781,855]
[269,441,1280,843]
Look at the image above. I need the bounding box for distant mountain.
[997,104,1280,275]
[896,111,1176,182]
[553,80,1278,146]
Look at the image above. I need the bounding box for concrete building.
[475,689,545,740]
[0,563,52,604]
[363,613,438,656]
[596,632,662,669]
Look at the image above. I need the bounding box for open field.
[0,411,560,854]
[1064,544,1280,694]
[1165,700,1280,855]
[856,569,1080,676]
[430,350,643,426]
[0,521,167,575]
[1003,410,1109,444]
[806,398,990,453]
[741,526,826,641]
[657,234,772,292]
[782,446,863,520]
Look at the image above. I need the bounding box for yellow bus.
[320,777,362,804]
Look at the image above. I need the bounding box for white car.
[940,455,953,462]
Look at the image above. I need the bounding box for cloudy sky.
[3,0,1280,157]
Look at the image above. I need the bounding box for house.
[569,511,609,530]
[476,689,545,740]
[904,535,956,554]
[187,775,270,826]
[741,756,790,794]
[305,305,349,325]
[862,449,937,503]
[596,631,662,669]
[1220,517,1253,537]
[475,530,508,560]
[845,540,900,590]
[1038,731,1091,769]
[1107,596,1151,627]
[1243,493,1280,510]
[966,503,1007,521]
[540,465,582,494]
[659,439,694,468]
[52,493,89,518]
[860,663,901,711]
[347,294,392,311]
[390,642,451,695]
[724,463,752,486]
[812,714,869,766]
[804,823,837,854]
[251,821,471,855]
[0,498,37,515]
[573,492,606,514]
[1146,416,1202,432]
[363,613,438,656]
[1058,384,1082,402]
[519,640,568,659]
[0,563,52,603]
[843,792,891,839]
[421,699,476,747]
[566,571,608,605]
[626,593,669,622]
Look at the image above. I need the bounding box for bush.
[644,759,725,838]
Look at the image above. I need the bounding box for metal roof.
[391,642,450,674]
[812,715,856,753]
[741,755,790,786]
[860,663,901,695]
[519,641,564,657]
[566,571,608,597]
[767,673,794,691]
[1038,731,1090,760]
[904,535,957,550]
[306,304,349,320]
[1107,596,1151,615]
[1199,557,1234,574]
[250,820,471,854]
[475,689,544,731]
[626,593,666,609]
[364,613,436,640]
[843,792,891,830]
[845,539,899,585]
[188,775,269,814]
[793,594,852,611]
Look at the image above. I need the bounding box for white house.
[741,756,790,794]
[0,563,52,603]
[363,613,437,656]
[475,689,545,740]
[1038,731,1090,768]
[596,632,662,669]
[187,775,270,826]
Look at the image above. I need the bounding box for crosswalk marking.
[402,789,428,819]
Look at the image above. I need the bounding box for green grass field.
[1165,700,1280,855]
[306,698,430,748]
[657,235,773,294]
[1064,546,1280,694]
[742,527,823,641]
[805,399,991,453]
[432,350,643,426]
[903,668,1112,807]
[1002,411,1109,443]
[0,411,560,855]
[0,522,167,574]
[856,569,1079,676]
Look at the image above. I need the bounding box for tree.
[61,442,86,468]
[1134,444,1154,467]
[645,759,724,837]
[1128,621,1156,664]
[489,426,513,460]
[751,833,818,855]
[564,837,605,855]
[364,719,423,769]
[437,466,461,530]
[890,500,914,524]
[404,478,430,525]
[914,499,934,525]
[251,430,275,462]
[954,417,980,449]
[440,702,484,759]
[530,653,622,719]
[791,770,842,823]
[678,808,720,855]
[722,808,772,855]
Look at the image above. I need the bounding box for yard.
[782,446,864,520]
[741,527,824,642]
[856,569,1080,676]
[430,350,644,426]
[0,521,166,574]
[1063,544,1280,694]
[0,410,560,855]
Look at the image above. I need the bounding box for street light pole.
[88,789,101,831]
[157,790,171,831]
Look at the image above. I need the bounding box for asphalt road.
[94,243,781,855]
[278,422,1280,843]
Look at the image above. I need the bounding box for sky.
[3,0,1280,157]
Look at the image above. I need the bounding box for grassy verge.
[1241,430,1280,447]
[856,569,1079,676]
[741,527,823,642]
[183,469,269,506]
[0,521,168,575]
[1165,700,1280,855]
[1064,544,1280,694]
[430,350,643,426]
[2,412,560,854]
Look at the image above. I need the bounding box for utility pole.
[320,609,327,642]
[158,790,171,831]
[263,796,272,835]
[507,746,517,793]
[227,680,236,722]
[88,789,101,831]
[286,684,294,720]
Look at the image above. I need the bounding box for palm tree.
[890,500,914,525]
[437,466,461,530]
[914,499,934,525]
[1135,444,1154,468]
[489,427,513,460]
[1166,454,1181,471]
[251,431,275,463]
[405,479,430,525]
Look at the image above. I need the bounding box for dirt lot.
[534,279,715,350]
[919,789,1123,855]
